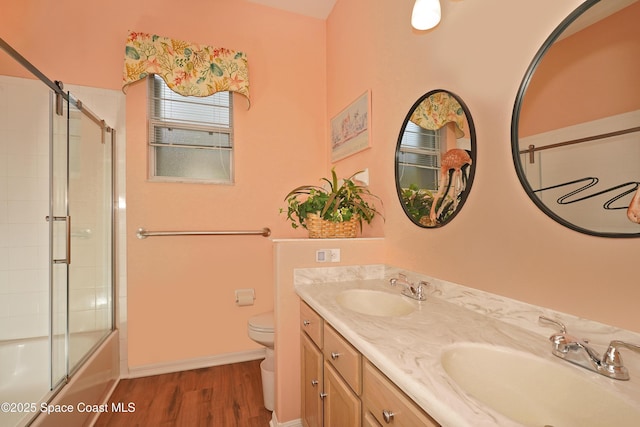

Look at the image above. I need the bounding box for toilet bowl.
[248,311,275,411]
[248,311,274,349]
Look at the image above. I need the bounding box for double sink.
[334,287,640,426]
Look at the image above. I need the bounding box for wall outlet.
[316,249,341,263]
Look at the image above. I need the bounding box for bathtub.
[0,337,50,427]
[0,331,118,427]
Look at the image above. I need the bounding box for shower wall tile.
[0,78,125,347]
[7,223,39,247]
[8,269,44,292]
[0,247,6,271]
[69,288,97,311]
[0,76,50,341]
[0,270,8,294]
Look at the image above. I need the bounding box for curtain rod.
[521,126,640,163]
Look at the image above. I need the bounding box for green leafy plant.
[400,184,433,223]
[282,168,383,230]
[400,183,457,226]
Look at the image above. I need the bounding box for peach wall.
[326,0,639,335]
[519,1,640,136]
[1,0,328,369]
[273,239,385,422]
[5,0,640,423]
[121,4,328,366]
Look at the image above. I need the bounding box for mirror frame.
[511,0,640,238]
[395,89,477,228]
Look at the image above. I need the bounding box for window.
[397,122,441,191]
[148,75,233,183]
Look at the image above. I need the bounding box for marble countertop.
[294,266,640,426]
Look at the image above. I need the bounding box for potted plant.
[399,184,458,227]
[282,168,383,238]
[399,184,434,225]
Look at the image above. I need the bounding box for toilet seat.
[248,311,274,333]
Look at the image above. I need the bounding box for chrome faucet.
[539,316,640,380]
[389,273,428,301]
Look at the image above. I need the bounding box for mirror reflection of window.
[398,122,441,191]
[395,90,476,228]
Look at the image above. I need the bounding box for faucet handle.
[601,340,640,380]
[539,316,567,333]
[389,273,407,286]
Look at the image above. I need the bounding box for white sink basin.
[336,289,415,317]
[441,343,640,427]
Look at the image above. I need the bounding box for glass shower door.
[66,95,113,373]
[50,92,114,384]
[50,91,69,390]
[1,39,115,427]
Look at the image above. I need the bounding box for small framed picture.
[330,90,371,162]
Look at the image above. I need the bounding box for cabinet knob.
[320,392,327,400]
[303,320,311,326]
[330,352,341,360]
[382,410,395,423]
[311,379,318,387]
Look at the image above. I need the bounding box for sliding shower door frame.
[1,37,117,415]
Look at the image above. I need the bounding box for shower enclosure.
[0,39,116,427]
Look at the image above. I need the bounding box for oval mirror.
[395,90,476,227]
[512,0,640,237]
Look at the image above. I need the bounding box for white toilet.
[248,311,275,350]
[248,311,275,411]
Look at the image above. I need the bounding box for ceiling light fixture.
[411,0,442,30]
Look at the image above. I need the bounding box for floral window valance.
[122,31,250,105]
[410,92,465,137]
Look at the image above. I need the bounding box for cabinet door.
[363,360,439,427]
[324,361,361,427]
[301,333,323,427]
[363,411,383,427]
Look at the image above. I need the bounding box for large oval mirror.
[512,0,640,237]
[395,90,476,227]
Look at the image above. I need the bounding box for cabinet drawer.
[323,325,362,395]
[363,360,439,427]
[300,301,323,348]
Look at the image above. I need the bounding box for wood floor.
[95,359,272,427]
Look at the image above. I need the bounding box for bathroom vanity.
[295,265,640,427]
[301,300,438,427]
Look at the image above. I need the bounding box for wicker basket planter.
[306,213,358,238]
[282,168,382,237]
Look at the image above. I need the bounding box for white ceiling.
[245,0,338,19]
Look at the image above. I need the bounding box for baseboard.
[271,411,303,427]
[126,348,266,378]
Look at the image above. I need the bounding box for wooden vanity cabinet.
[300,301,439,427]
[301,333,323,427]
[301,302,324,427]
[363,360,440,427]
[301,300,361,427]
[363,410,383,427]
[323,361,361,427]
